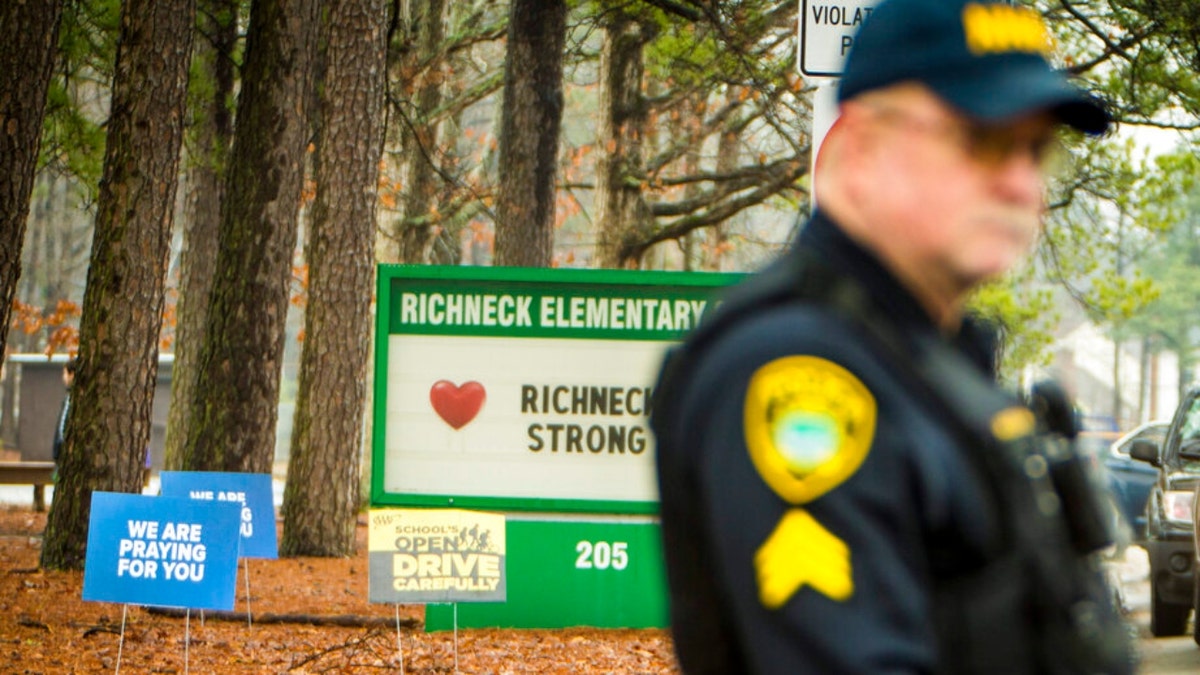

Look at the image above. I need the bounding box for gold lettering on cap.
[962,3,1053,57]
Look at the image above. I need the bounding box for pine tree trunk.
[703,124,739,271]
[165,0,238,470]
[492,0,567,268]
[0,0,64,361]
[396,0,447,264]
[280,0,387,557]
[594,13,653,269]
[41,0,195,570]
[182,0,319,474]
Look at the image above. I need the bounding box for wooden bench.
[0,461,56,512]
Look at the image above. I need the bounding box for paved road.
[1140,637,1200,675]
[1112,547,1200,673]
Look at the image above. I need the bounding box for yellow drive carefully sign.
[368,508,507,604]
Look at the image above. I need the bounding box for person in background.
[651,0,1134,672]
[51,357,78,476]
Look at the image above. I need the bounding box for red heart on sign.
[429,380,486,430]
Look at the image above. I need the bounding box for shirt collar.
[794,210,998,375]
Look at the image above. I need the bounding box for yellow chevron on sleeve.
[754,508,853,609]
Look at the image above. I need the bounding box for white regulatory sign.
[799,0,880,77]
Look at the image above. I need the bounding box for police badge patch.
[745,355,877,606]
[743,355,877,504]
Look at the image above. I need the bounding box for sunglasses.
[865,103,1066,173]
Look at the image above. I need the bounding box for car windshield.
[1175,398,1200,469]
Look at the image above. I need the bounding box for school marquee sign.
[371,265,736,514]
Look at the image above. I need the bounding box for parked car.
[1130,388,1200,638]
[1100,420,1170,543]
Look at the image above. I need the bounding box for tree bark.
[0,0,64,362]
[594,12,653,269]
[281,0,387,557]
[395,0,447,264]
[492,0,567,268]
[182,0,319,474]
[702,124,740,271]
[164,0,238,470]
[41,0,195,570]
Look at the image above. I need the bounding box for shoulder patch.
[743,355,876,503]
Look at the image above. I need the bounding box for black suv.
[1131,387,1200,639]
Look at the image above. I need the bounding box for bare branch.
[624,157,808,261]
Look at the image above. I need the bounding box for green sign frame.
[371,265,738,514]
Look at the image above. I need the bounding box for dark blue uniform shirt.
[656,211,1005,673]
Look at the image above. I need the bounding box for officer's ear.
[826,102,892,172]
[815,105,882,209]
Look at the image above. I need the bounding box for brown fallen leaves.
[0,505,680,674]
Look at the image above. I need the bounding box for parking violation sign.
[800,1,881,77]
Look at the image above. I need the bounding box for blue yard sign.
[159,471,279,559]
[82,492,241,610]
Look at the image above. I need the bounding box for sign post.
[799,0,880,206]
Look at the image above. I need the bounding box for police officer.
[651,0,1133,672]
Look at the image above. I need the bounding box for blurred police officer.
[651,0,1133,672]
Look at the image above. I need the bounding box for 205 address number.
[575,541,629,570]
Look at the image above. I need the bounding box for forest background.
[1,0,1199,566]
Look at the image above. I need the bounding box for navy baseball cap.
[838,0,1109,135]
